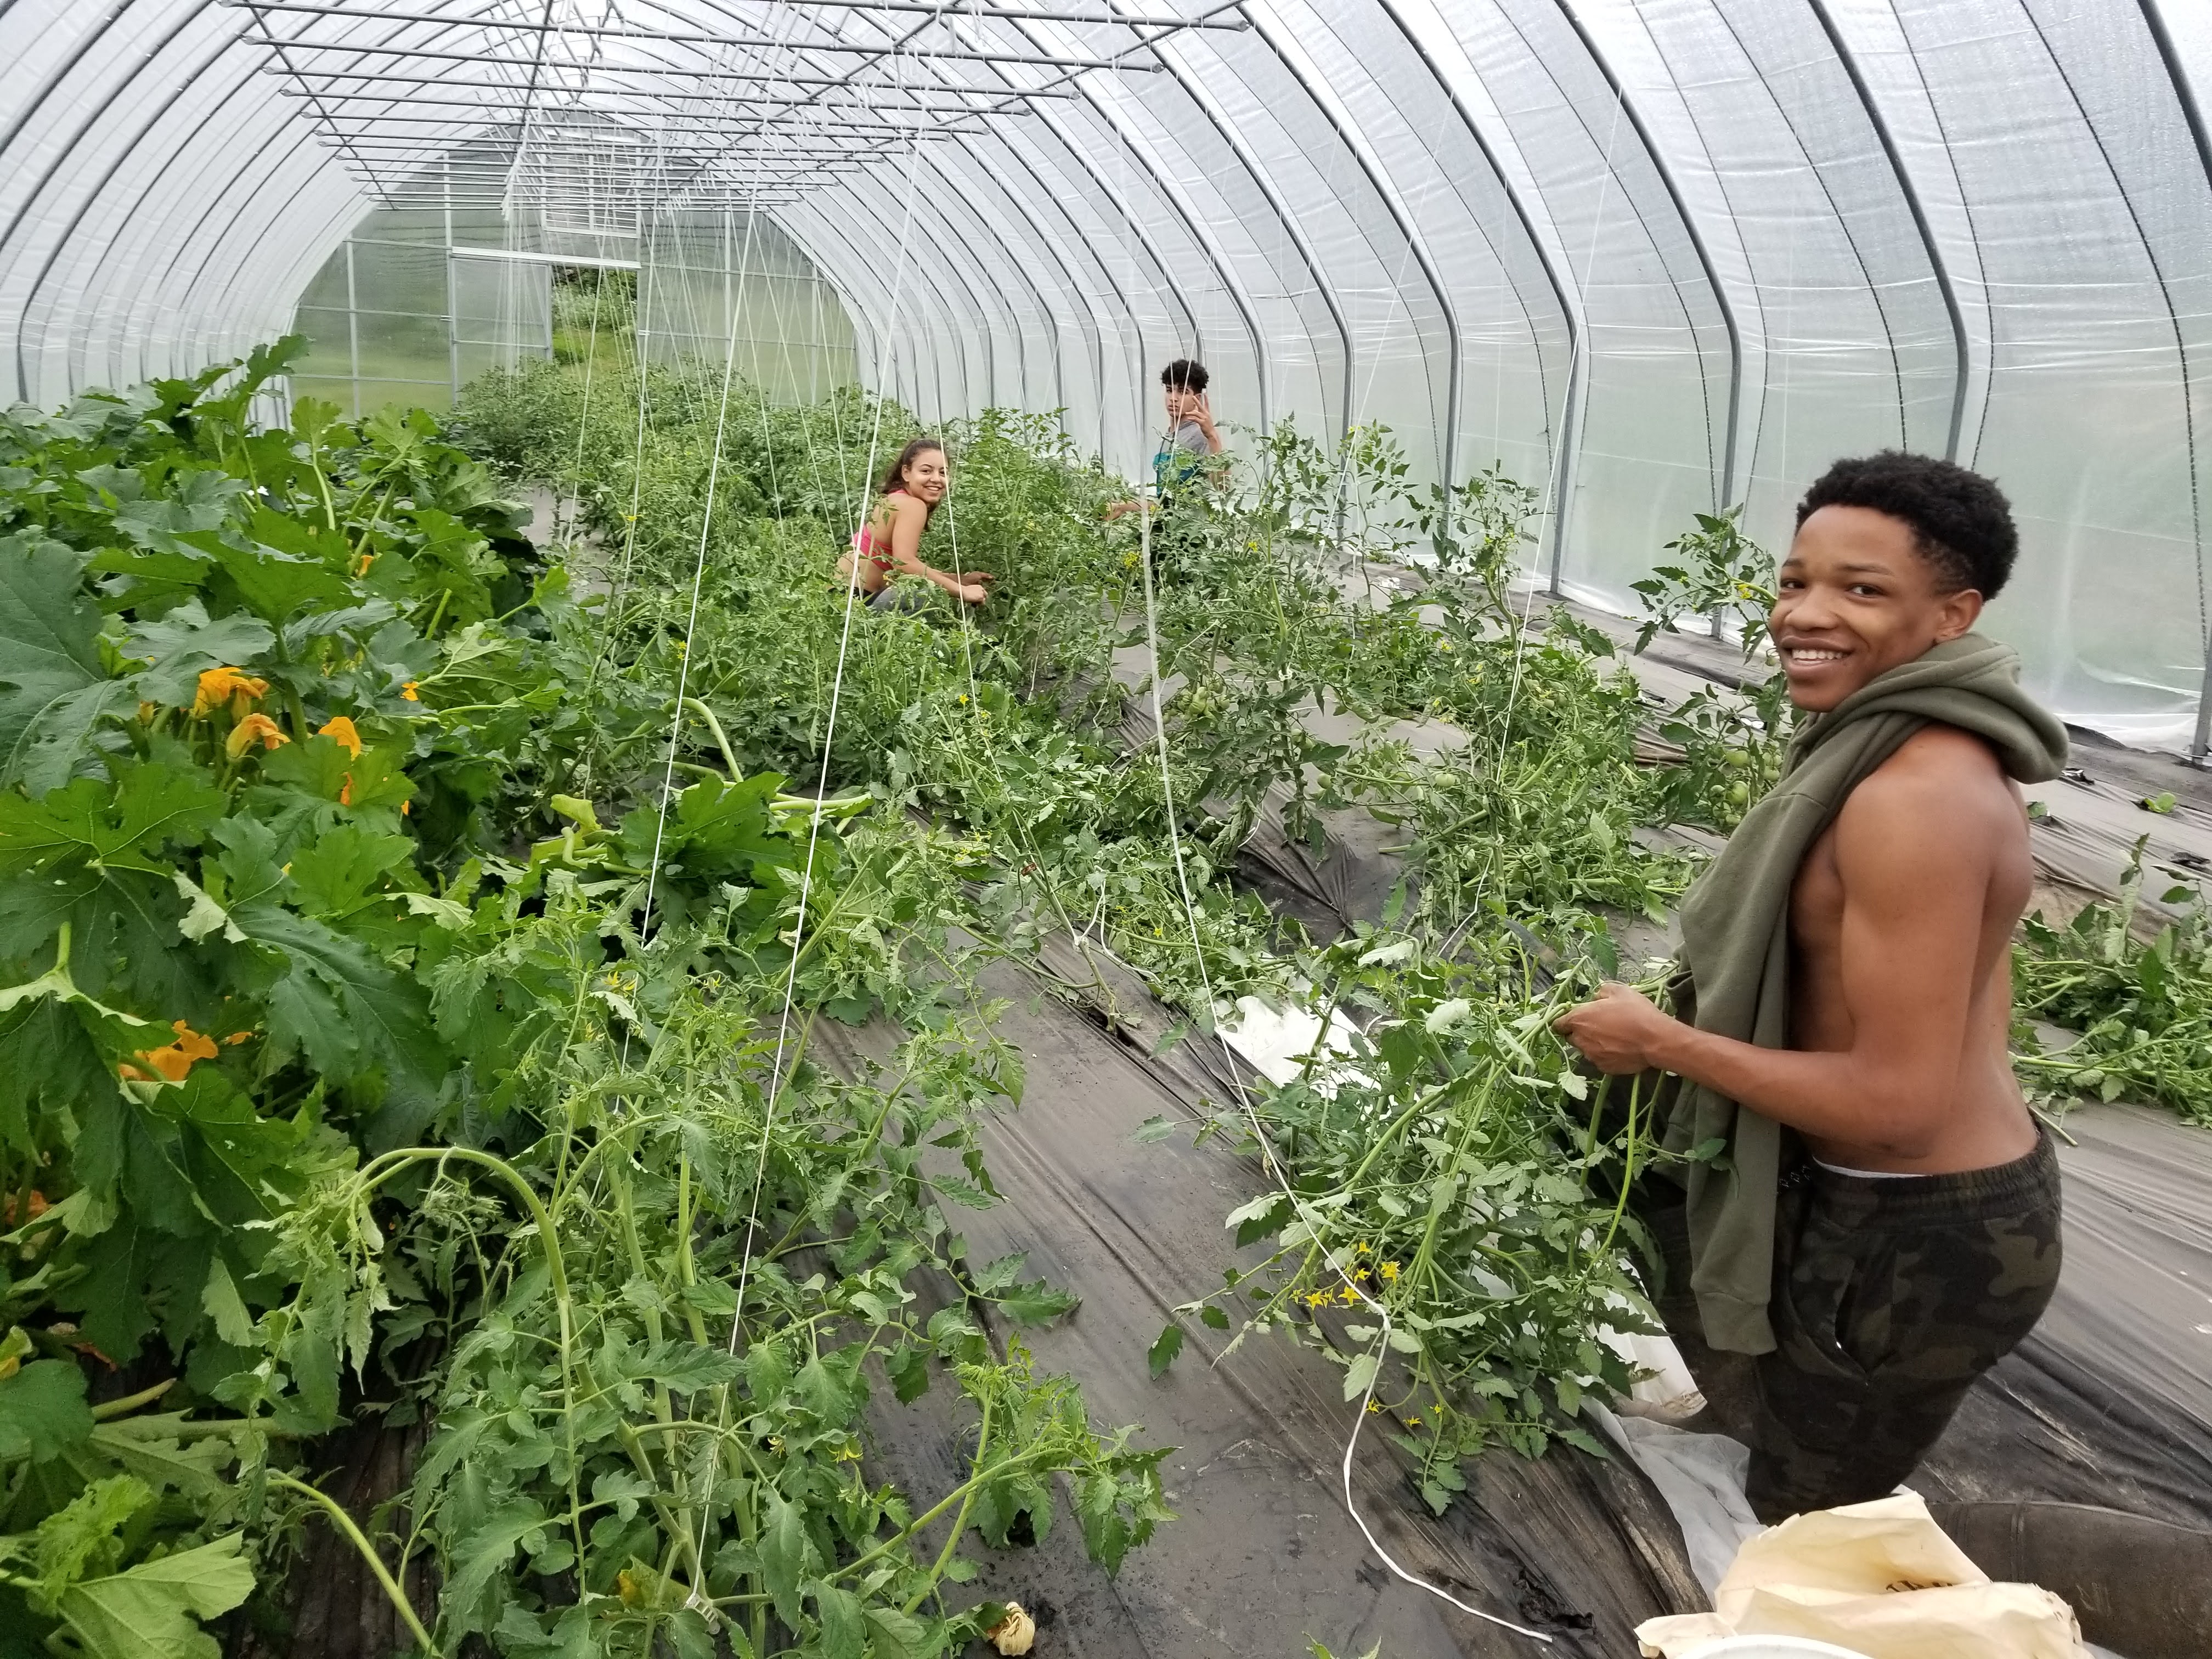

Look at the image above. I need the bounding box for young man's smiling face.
[1770,504,1985,712]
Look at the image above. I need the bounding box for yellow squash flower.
[317,715,363,757]
[137,1020,218,1082]
[400,681,420,702]
[224,713,289,758]
[191,667,268,720]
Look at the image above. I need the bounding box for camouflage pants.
[1641,1130,2062,1523]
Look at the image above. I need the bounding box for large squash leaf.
[0,533,104,789]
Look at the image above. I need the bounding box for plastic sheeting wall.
[2,0,2208,751]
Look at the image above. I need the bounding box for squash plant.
[0,345,1170,1657]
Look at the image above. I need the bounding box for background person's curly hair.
[1161,358,1209,393]
[1796,451,2018,599]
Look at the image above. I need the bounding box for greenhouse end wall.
[287,199,859,417]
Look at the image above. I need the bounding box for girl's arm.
[885,497,989,602]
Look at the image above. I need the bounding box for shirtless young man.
[1555,453,2064,1520]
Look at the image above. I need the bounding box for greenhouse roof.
[3,0,2210,749]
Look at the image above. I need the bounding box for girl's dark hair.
[876,438,946,522]
[880,437,946,509]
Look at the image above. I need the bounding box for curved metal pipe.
[1804,0,1970,462]
[1367,0,1583,586]
[1553,0,1743,512]
[1244,5,1463,487]
[1138,52,1355,445]
[1020,92,1272,439]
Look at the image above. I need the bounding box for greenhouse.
[1,1,2209,1656]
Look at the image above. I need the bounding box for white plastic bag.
[1636,1492,2087,1659]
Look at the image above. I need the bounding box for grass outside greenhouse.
[0,337,2203,1656]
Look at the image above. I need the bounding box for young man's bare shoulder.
[1835,724,2017,855]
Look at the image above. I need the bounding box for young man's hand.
[1553,983,1677,1075]
[1193,391,1221,448]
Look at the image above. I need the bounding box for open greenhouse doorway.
[550,262,636,383]
[286,207,859,427]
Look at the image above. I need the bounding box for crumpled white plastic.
[1634,1492,2087,1659]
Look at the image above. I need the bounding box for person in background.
[1154,357,1222,503]
[1107,358,1225,527]
[838,437,991,609]
[1553,452,2068,1523]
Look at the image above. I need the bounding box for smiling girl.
[838,437,992,608]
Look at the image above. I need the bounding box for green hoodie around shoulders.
[1652,633,2070,1355]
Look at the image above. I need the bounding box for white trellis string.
[720,23,947,1376]
[1104,41,1554,1645]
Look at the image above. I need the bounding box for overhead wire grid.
[232,0,1252,217]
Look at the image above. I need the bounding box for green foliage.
[2013,842,2212,1125]
[1629,504,1794,832]
[1163,933,1651,1496]
[451,354,1763,1538]
[0,347,1171,1656]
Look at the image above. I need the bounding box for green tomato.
[1725,781,1751,809]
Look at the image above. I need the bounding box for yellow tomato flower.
[191,667,268,720]
[1379,1261,1400,1282]
[224,713,289,758]
[318,715,363,757]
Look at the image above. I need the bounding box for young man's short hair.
[1796,450,2018,599]
[1161,359,1209,394]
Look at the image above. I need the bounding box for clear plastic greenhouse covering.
[5,0,2212,751]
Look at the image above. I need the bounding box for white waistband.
[1811,1156,1926,1180]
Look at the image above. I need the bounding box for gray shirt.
[1155,419,1212,498]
